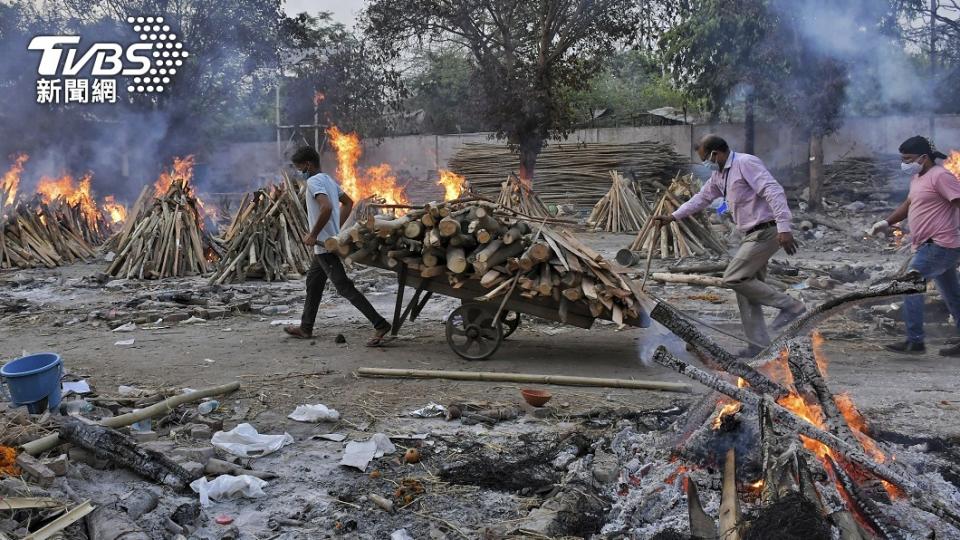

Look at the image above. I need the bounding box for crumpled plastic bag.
[288,403,340,422]
[407,402,446,418]
[211,423,293,458]
[339,433,396,471]
[190,474,267,506]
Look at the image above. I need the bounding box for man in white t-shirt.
[284,146,391,346]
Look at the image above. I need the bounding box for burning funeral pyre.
[608,276,960,539]
[0,153,127,269]
[105,156,222,279]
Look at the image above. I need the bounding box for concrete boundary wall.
[227,115,960,201]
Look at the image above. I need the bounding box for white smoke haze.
[770,0,931,112]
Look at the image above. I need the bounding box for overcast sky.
[283,0,364,27]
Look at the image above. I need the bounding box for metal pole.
[929,0,937,138]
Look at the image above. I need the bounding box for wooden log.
[404,221,425,239]
[502,222,530,245]
[720,449,742,540]
[59,419,192,490]
[562,287,583,302]
[446,246,467,274]
[422,248,443,267]
[687,479,719,539]
[528,242,552,263]
[438,216,462,237]
[651,272,723,287]
[753,273,927,364]
[474,241,524,274]
[355,367,692,392]
[648,302,790,398]
[480,269,504,288]
[475,239,503,263]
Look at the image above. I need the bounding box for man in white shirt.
[284,146,391,346]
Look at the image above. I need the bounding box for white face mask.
[701,151,720,173]
[901,160,923,175]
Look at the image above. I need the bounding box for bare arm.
[339,192,353,228]
[885,198,911,226]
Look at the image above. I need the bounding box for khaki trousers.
[722,227,797,346]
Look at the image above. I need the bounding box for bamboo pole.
[355,367,691,393]
[21,381,241,456]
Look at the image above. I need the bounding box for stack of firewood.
[496,175,554,219]
[449,141,687,206]
[625,175,727,261]
[586,171,646,233]
[0,202,98,269]
[42,195,110,246]
[106,178,222,279]
[326,199,647,325]
[208,174,311,284]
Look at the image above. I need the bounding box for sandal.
[284,326,313,339]
[366,325,392,347]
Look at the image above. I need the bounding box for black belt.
[745,221,776,235]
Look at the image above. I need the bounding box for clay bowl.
[521,388,552,407]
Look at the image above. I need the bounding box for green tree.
[364,0,643,182]
[568,50,686,125]
[405,49,488,134]
[281,12,405,137]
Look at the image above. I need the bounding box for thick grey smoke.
[0,1,281,204]
[770,0,929,112]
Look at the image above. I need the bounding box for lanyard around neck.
[721,152,735,199]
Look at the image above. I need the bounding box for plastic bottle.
[61,399,94,416]
[198,400,219,415]
[130,409,152,432]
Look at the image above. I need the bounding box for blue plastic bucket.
[1,353,63,413]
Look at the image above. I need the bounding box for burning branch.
[651,345,960,530]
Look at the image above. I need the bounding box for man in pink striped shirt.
[655,135,806,357]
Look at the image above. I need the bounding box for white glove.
[867,220,889,236]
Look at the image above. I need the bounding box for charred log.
[59,419,191,490]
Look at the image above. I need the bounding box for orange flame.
[102,195,127,224]
[811,331,829,379]
[665,465,689,485]
[155,155,195,197]
[36,172,99,217]
[1,153,28,206]
[438,169,467,200]
[326,125,408,206]
[711,400,742,430]
[944,151,960,178]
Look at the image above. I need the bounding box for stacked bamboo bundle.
[448,141,687,206]
[0,202,98,269]
[106,179,222,279]
[496,175,553,219]
[208,174,311,284]
[586,171,646,232]
[625,176,727,261]
[326,199,648,325]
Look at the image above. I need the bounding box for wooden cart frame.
[382,262,649,360]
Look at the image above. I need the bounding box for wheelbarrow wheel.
[500,311,520,338]
[445,303,504,360]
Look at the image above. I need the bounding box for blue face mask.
[300,169,312,179]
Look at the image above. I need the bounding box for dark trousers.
[300,253,388,332]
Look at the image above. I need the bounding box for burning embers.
[326,125,408,206]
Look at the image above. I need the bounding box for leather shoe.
[884,340,925,354]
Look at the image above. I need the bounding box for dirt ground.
[2,228,959,538]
